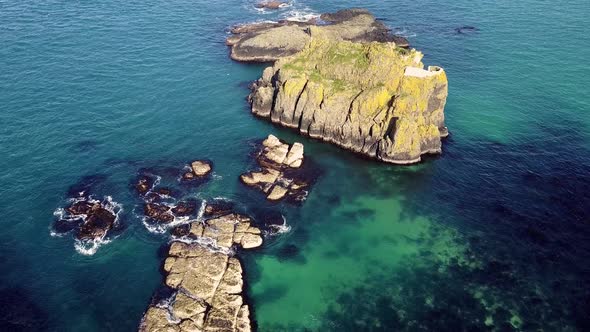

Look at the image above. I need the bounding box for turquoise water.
[1,0,589,331]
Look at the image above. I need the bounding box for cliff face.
[249,31,448,164]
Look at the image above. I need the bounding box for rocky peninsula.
[140,213,263,332]
[232,9,449,164]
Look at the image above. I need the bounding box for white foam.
[392,27,416,38]
[52,195,123,255]
[49,229,66,238]
[196,199,207,222]
[142,215,193,235]
[280,9,319,22]
[173,235,235,256]
[74,237,113,256]
[52,207,68,220]
[154,292,181,324]
[265,214,291,236]
[142,174,163,200]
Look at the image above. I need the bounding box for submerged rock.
[455,25,478,34]
[203,200,235,219]
[144,203,174,223]
[171,200,197,216]
[227,8,408,62]
[240,135,315,202]
[249,34,448,164]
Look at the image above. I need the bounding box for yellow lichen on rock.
[250,35,449,164]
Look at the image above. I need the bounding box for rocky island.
[231,8,449,164]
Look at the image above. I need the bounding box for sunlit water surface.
[1,0,589,330]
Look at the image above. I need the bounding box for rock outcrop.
[182,160,213,181]
[240,135,315,202]
[53,195,119,242]
[227,8,409,62]
[139,213,262,332]
[249,33,448,164]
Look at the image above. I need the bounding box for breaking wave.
[265,214,291,236]
[172,235,235,256]
[141,200,205,234]
[280,9,319,22]
[74,237,113,256]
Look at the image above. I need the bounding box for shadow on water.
[0,287,49,331]
[335,119,590,331]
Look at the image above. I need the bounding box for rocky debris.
[144,203,175,223]
[255,0,287,9]
[54,196,118,242]
[157,188,172,196]
[171,200,197,217]
[203,200,235,219]
[227,8,409,62]
[139,214,262,332]
[143,199,198,223]
[249,35,448,164]
[182,171,196,181]
[135,176,154,195]
[240,135,314,202]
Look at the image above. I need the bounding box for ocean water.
[1,0,589,331]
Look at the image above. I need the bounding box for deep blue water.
[1,0,589,331]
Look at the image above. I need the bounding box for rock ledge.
[139,213,262,332]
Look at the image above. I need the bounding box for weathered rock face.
[227,8,409,62]
[139,213,262,332]
[240,135,315,202]
[249,36,448,164]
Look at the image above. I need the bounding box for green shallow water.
[250,196,467,330]
[1,0,589,331]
